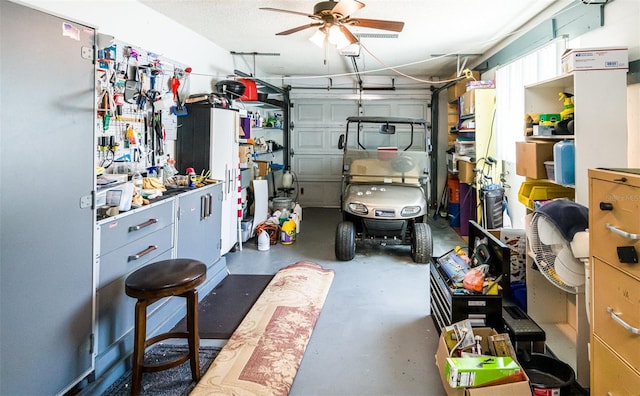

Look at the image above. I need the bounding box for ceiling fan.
[260,0,404,48]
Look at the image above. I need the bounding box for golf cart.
[335,116,434,263]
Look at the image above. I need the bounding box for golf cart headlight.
[348,202,368,214]
[401,206,421,217]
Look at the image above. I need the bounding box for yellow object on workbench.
[143,177,166,191]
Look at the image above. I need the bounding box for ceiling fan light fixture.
[309,29,327,48]
[327,25,351,49]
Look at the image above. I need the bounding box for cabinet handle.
[599,202,614,211]
[128,218,158,232]
[605,223,640,240]
[128,245,157,261]
[208,193,213,218]
[614,177,628,183]
[201,195,207,219]
[607,306,640,335]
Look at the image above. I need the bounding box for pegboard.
[95,39,189,173]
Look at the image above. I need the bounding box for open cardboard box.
[435,328,531,395]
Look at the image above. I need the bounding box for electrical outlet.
[81,46,93,61]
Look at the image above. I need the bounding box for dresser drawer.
[590,177,640,280]
[100,201,174,255]
[98,225,174,288]
[592,257,640,370]
[591,337,640,395]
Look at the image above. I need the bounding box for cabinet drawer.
[592,258,640,370]
[95,249,173,355]
[100,201,174,255]
[590,177,640,279]
[98,225,173,288]
[591,337,640,395]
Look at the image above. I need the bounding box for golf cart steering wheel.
[391,155,415,173]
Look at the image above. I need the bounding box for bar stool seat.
[125,258,207,395]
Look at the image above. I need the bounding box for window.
[495,39,566,162]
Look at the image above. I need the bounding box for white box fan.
[527,199,590,295]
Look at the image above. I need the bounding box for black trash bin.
[518,352,575,395]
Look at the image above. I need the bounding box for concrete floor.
[222,207,465,396]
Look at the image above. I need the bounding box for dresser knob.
[599,202,614,211]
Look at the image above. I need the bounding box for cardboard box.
[435,328,531,396]
[561,47,628,73]
[515,141,555,179]
[447,71,480,102]
[254,160,270,177]
[460,89,475,117]
[239,144,254,164]
[457,159,475,184]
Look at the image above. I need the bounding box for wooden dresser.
[588,168,640,394]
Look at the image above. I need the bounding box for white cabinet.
[177,106,241,255]
[522,68,628,389]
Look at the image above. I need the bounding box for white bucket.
[257,230,270,251]
[272,197,293,212]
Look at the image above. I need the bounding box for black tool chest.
[430,221,512,333]
[430,261,504,332]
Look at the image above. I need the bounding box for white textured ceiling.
[141,0,568,80]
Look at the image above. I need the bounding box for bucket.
[272,197,293,212]
[280,218,296,245]
[448,203,460,227]
[448,176,460,204]
[519,352,575,396]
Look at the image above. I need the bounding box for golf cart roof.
[346,116,428,125]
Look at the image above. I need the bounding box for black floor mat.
[171,274,274,339]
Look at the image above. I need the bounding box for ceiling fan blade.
[331,0,365,17]
[275,23,323,36]
[345,18,405,32]
[339,25,359,45]
[259,7,319,19]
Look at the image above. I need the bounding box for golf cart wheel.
[335,221,356,261]
[411,222,433,263]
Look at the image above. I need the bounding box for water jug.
[257,230,270,251]
[553,139,575,185]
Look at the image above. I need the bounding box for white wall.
[19,0,235,94]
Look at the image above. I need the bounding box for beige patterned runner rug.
[190,261,335,396]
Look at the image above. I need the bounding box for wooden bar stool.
[125,258,207,395]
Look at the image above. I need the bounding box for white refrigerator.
[177,106,239,255]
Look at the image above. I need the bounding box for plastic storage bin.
[544,161,555,181]
[455,139,475,156]
[554,140,575,185]
[517,181,574,209]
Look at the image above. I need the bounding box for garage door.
[290,96,431,207]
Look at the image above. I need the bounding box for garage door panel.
[295,128,325,150]
[296,103,325,122]
[294,155,342,180]
[298,181,341,208]
[362,103,392,117]
[293,127,344,153]
[396,103,428,118]
[290,96,430,207]
[330,103,358,122]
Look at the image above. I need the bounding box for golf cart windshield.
[342,117,430,185]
